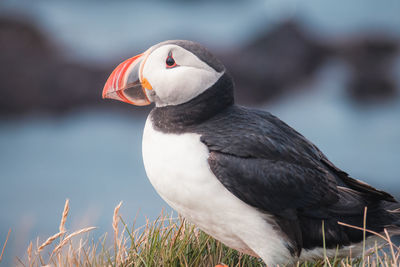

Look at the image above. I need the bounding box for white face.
[141,44,224,107]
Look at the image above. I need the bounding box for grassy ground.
[4,200,399,267]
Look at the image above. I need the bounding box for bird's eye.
[166,52,177,68]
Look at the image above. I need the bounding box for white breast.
[142,116,293,266]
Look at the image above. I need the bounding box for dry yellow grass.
[59,198,69,233]
[17,199,96,267]
[0,228,11,264]
[37,232,65,252]
[52,227,96,254]
[26,241,32,263]
[12,199,400,267]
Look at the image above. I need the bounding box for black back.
[150,71,400,256]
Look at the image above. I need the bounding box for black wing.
[252,107,396,202]
[197,105,397,253]
[208,152,338,218]
[199,105,395,209]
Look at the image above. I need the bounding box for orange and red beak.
[102,53,151,106]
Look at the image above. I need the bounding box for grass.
[7,199,400,267]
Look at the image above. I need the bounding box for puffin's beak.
[102,53,151,106]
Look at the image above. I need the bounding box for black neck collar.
[150,72,234,133]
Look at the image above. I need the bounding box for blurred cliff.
[0,16,108,116]
[1,16,399,116]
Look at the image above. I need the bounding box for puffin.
[102,40,400,266]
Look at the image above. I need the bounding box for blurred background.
[0,0,399,265]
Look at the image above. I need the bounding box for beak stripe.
[139,51,149,81]
[107,53,144,95]
[102,52,151,106]
[103,69,115,98]
[116,89,134,105]
[117,56,137,89]
[113,61,127,89]
[120,54,143,88]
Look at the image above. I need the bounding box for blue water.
[1,61,399,264]
[0,111,167,263]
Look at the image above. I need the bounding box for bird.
[102,40,400,266]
